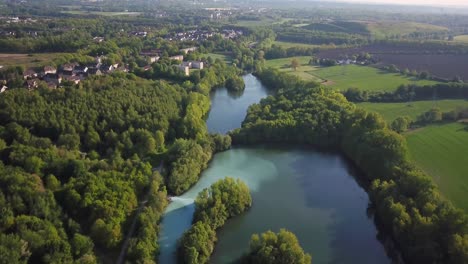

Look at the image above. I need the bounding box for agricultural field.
[273,41,341,50]
[302,21,369,35]
[0,53,69,68]
[367,21,448,39]
[406,123,468,212]
[453,35,468,43]
[61,11,141,16]
[311,65,439,91]
[265,57,439,91]
[317,44,468,81]
[358,100,468,122]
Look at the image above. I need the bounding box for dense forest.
[231,68,468,263]
[0,67,234,262]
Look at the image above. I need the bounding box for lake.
[158,74,390,264]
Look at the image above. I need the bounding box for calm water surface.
[157,74,390,264]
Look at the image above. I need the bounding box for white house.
[169,55,184,61]
[191,61,204,69]
[177,65,190,76]
[180,47,197,54]
[1,85,7,93]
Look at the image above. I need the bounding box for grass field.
[454,35,468,43]
[273,41,341,50]
[61,11,141,16]
[204,53,232,64]
[406,123,468,212]
[0,53,69,68]
[358,100,468,122]
[367,21,448,39]
[265,57,439,91]
[264,57,324,82]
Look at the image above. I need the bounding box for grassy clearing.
[0,53,69,68]
[312,65,439,91]
[272,41,340,50]
[406,123,468,212]
[265,57,440,91]
[454,35,468,43]
[367,21,448,39]
[204,53,232,64]
[358,100,468,122]
[61,11,141,16]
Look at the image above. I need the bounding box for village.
[0,46,207,93]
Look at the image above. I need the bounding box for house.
[43,66,57,75]
[181,61,192,68]
[23,69,37,79]
[63,76,81,85]
[1,85,8,93]
[73,65,88,76]
[143,65,152,71]
[148,56,160,63]
[24,79,38,90]
[93,37,104,43]
[180,47,197,54]
[88,68,102,75]
[177,65,190,76]
[99,64,114,73]
[191,61,204,69]
[169,55,184,62]
[61,63,76,72]
[43,73,62,86]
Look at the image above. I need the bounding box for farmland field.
[311,65,439,91]
[406,123,468,212]
[0,53,69,68]
[265,57,439,91]
[453,35,468,43]
[61,11,141,16]
[358,100,468,122]
[367,21,448,39]
[317,44,468,81]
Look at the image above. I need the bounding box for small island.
[226,76,246,92]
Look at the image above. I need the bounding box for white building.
[169,55,184,61]
[177,65,190,76]
[180,47,197,54]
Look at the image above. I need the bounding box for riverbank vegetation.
[231,69,468,263]
[239,229,312,264]
[178,178,252,263]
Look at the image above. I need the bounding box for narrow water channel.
[157,74,390,264]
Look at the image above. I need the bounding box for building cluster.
[140,47,204,76]
[165,29,243,42]
[21,57,128,90]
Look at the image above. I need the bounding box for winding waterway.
[158,74,390,264]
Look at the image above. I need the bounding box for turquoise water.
[157,75,390,264]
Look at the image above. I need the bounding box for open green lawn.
[61,11,141,16]
[367,21,448,39]
[204,53,232,64]
[265,58,440,91]
[312,65,439,91]
[358,100,468,122]
[0,53,69,68]
[264,57,324,82]
[454,35,468,43]
[273,41,339,50]
[406,122,468,212]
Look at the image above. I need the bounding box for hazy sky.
[335,0,468,7]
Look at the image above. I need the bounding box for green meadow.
[265,57,440,91]
[406,123,468,212]
[358,100,468,122]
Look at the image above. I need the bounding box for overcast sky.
[334,0,468,7]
